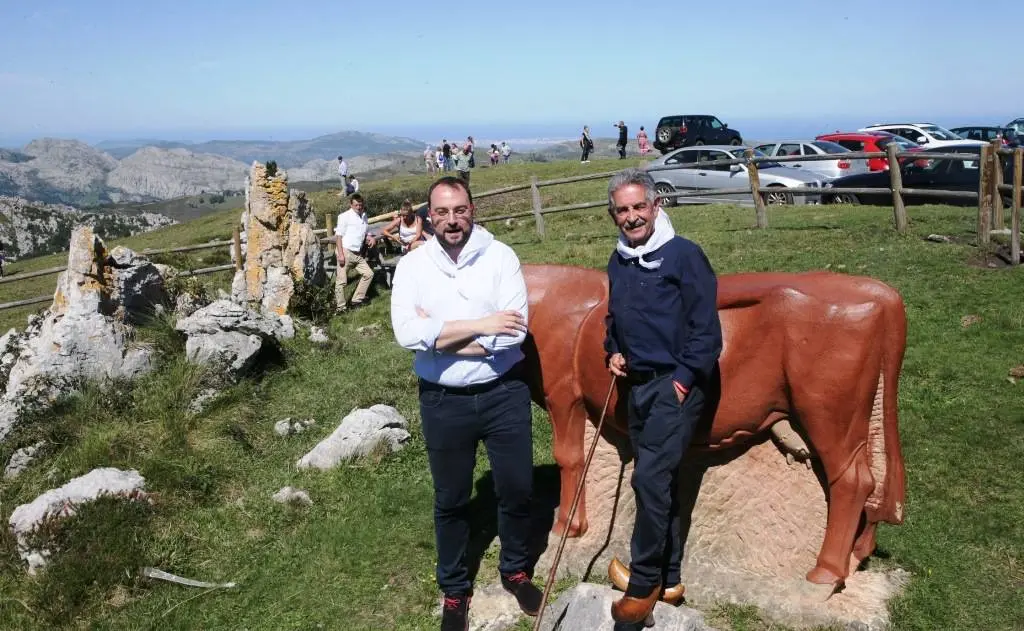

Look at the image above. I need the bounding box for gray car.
[644,145,825,206]
[754,140,871,180]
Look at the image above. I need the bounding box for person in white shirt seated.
[333,193,376,313]
[389,177,543,631]
[380,199,427,253]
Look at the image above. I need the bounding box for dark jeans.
[581,145,591,161]
[626,374,704,589]
[419,371,534,595]
[617,142,627,158]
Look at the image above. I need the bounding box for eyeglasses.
[432,206,472,218]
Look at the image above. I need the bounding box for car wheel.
[656,127,673,144]
[762,187,793,206]
[655,183,677,207]
[830,192,860,205]
[729,137,742,146]
[694,139,705,146]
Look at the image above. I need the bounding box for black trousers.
[626,373,704,589]
[419,371,534,595]
[581,145,591,161]
[617,141,627,158]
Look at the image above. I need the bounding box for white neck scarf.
[615,209,676,269]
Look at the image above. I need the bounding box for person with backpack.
[580,125,594,163]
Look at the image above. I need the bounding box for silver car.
[754,140,871,180]
[644,145,825,206]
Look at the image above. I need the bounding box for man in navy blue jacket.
[603,168,723,624]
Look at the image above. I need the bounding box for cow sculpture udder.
[518,264,907,587]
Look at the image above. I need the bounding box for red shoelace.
[443,595,465,611]
[505,571,530,584]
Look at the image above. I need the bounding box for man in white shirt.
[334,193,375,312]
[390,176,542,630]
[337,155,349,193]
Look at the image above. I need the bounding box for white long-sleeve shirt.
[390,225,528,387]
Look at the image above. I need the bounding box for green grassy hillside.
[0,158,1021,630]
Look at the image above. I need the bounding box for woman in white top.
[380,199,426,253]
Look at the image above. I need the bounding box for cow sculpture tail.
[865,285,908,526]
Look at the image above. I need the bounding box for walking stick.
[533,376,618,631]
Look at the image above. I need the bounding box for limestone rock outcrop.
[0,227,167,442]
[284,191,325,287]
[231,164,327,314]
[232,162,293,315]
[296,405,410,471]
[174,299,294,381]
[8,467,149,574]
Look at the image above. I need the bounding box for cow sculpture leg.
[852,518,878,563]
[806,440,875,586]
[549,397,591,537]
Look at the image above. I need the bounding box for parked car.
[753,140,870,180]
[950,125,1022,148]
[1006,118,1024,137]
[824,145,1014,206]
[859,122,985,149]
[652,115,743,154]
[644,145,824,207]
[816,131,920,172]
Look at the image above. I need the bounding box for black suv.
[652,115,742,153]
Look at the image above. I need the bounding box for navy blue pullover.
[604,236,723,390]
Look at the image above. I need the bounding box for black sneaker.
[501,571,543,616]
[440,593,470,631]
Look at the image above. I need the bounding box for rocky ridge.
[0,196,174,259]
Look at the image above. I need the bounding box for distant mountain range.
[0,131,429,207]
[93,131,426,166]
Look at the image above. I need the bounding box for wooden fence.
[1,141,1020,312]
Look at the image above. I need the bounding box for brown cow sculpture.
[518,263,907,587]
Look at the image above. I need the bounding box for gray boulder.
[8,467,148,574]
[4,441,45,479]
[538,583,714,631]
[0,228,165,442]
[296,404,410,471]
[175,299,294,380]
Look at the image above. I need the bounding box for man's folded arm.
[476,250,529,354]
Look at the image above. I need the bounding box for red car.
[815,131,919,172]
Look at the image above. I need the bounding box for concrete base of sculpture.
[535,422,909,630]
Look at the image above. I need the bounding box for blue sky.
[0,0,1020,146]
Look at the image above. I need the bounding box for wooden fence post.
[991,140,1005,230]
[1012,148,1022,266]
[232,227,243,271]
[325,211,334,239]
[530,176,546,239]
[744,148,768,229]
[978,143,992,245]
[886,143,907,233]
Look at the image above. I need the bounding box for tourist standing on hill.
[442,140,452,172]
[490,144,500,166]
[637,126,650,155]
[425,145,437,173]
[333,193,376,313]
[337,155,349,193]
[602,168,722,624]
[615,121,628,158]
[453,145,471,184]
[500,141,511,164]
[389,176,543,631]
[580,125,594,163]
[465,136,475,169]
